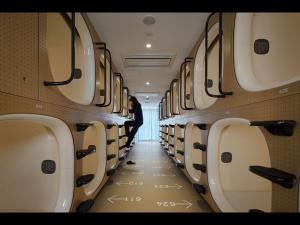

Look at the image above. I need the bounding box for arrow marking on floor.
[121,171,144,175]
[152,173,176,177]
[154,184,182,189]
[152,166,171,169]
[175,200,193,209]
[107,195,142,204]
[116,181,144,186]
[156,200,192,209]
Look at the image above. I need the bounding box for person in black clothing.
[124,96,143,165]
[125,96,143,147]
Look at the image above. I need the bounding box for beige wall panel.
[0,13,38,99]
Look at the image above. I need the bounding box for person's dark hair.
[129,96,139,108]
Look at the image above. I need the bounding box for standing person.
[124,96,143,165]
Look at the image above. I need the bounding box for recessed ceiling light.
[146,82,150,86]
[146,43,152,48]
[143,15,156,25]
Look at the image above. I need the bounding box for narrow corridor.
[91,142,211,212]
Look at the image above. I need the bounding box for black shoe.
[126,160,136,165]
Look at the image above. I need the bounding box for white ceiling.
[87,13,209,107]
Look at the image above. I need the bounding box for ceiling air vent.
[123,54,175,68]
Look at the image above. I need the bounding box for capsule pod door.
[234,13,300,92]
[207,118,272,212]
[45,13,95,105]
[0,114,74,212]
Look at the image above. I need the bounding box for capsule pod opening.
[46,13,95,105]
[0,114,74,212]
[81,121,107,196]
[234,13,300,92]
[207,118,272,212]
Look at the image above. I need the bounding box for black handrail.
[122,87,129,117]
[179,62,185,110]
[165,90,171,118]
[183,57,194,110]
[170,79,180,115]
[60,13,80,38]
[95,42,107,105]
[204,12,233,98]
[162,97,167,119]
[44,13,82,86]
[113,73,124,113]
[95,42,112,107]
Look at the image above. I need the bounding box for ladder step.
[194,123,207,130]
[249,209,265,213]
[76,199,94,213]
[106,168,115,176]
[76,123,93,132]
[193,183,206,194]
[119,145,126,150]
[176,162,185,169]
[176,150,184,155]
[107,139,115,145]
[193,142,206,151]
[106,154,116,160]
[177,137,184,142]
[106,124,115,129]
[76,174,94,187]
[249,166,296,189]
[193,164,206,173]
[76,145,96,159]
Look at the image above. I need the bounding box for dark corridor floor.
[91,142,211,212]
